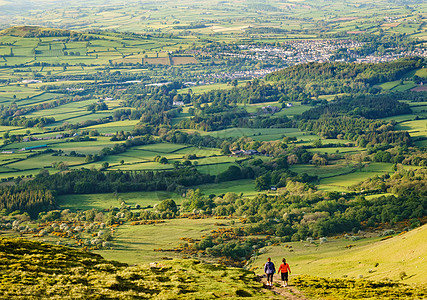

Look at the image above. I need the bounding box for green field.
[395,120,427,139]
[5,154,85,170]
[290,162,356,179]
[201,127,303,141]
[83,120,140,134]
[179,82,248,95]
[275,103,312,118]
[195,179,257,198]
[136,143,189,153]
[318,163,394,191]
[96,218,238,264]
[379,80,417,91]
[58,191,181,211]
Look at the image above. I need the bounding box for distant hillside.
[300,93,412,120]
[0,238,275,299]
[265,58,425,85]
[0,26,72,37]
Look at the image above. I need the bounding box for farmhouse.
[261,105,280,113]
[231,149,244,155]
[22,80,42,84]
[231,149,260,156]
[244,150,259,155]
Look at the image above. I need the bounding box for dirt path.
[259,275,309,299]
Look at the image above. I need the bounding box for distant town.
[197,39,427,82]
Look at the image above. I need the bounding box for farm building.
[231,149,259,156]
[21,144,48,151]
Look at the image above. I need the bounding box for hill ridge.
[0,25,72,37]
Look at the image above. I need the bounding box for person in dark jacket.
[264,257,276,286]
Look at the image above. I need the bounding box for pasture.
[275,103,312,118]
[290,162,357,180]
[83,120,139,134]
[307,146,362,154]
[195,179,257,198]
[136,143,189,153]
[57,190,181,211]
[196,162,239,175]
[95,217,239,264]
[318,163,394,192]
[5,154,85,170]
[202,127,302,141]
[178,81,248,95]
[395,119,427,139]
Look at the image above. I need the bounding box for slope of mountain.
[0,237,276,299]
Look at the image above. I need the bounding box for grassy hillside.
[319,224,427,284]
[251,224,427,285]
[0,237,278,299]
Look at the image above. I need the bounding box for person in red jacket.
[277,258,291,287]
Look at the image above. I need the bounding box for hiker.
[264,257,275,286]
[278,258,291,287]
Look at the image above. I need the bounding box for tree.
[287,154,298,165]
[217,165,242,182]
[157,199,178,213]
[312,153,327,166]
[313,139,322,148]
[255,174,270,191]
[222,143,231,155]
[159,157,168,164]
[183,160,192,166]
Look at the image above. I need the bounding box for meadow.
[96,217,239,264]
[317,163,394,192]
[201,127,305,141]
[57,190,181,211]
